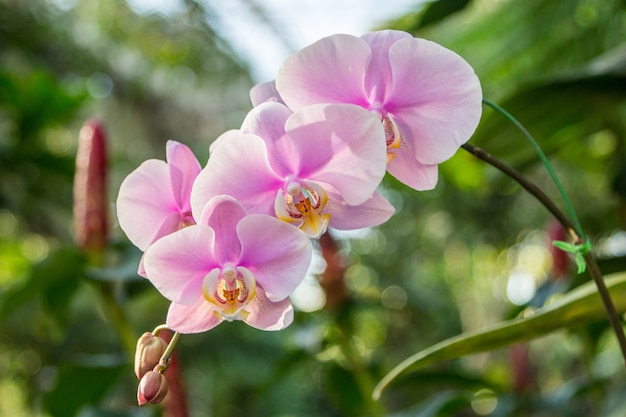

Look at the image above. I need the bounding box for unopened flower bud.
[137,369,168,406]
[134,332,168,380]
[73,119,109,254]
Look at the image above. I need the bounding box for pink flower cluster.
[116,30,482,334]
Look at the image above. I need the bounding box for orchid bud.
[134,332,168,380]
[73,119,109,255]
[137,369,168,406]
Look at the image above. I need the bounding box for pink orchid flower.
[142,195,313,333]
[191,102,395,238]
[116,140,201,275]
[250,80,284,107]
[273,30,483,191]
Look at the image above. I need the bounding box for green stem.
[462,143,626,362]
[482,98,585,239]
[158,331,182,373]
[94,281,137,355]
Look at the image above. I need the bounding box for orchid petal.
[237,214,312,302]
[240,102,298,176]
[385,115,440,190]
[285,104,387,205]
[191,133,283,218]
[250,80,284,106]
[243,287,294,331]
[386,37,482,164]
[327,191,395,230]
[209,129,239,155]
[166,140,201,214]
[360,30,412,104]
[276,34,371,110]
[116,159,178,251]
[166,298,222,334]
[143,225,218,305]
[198,195,247,264]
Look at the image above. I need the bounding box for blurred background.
[1,0,626,416]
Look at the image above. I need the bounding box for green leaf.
[417,0,472,29]
[552,240,592,274]
[43,361,125,417]
[0,246,86,325]
[374,272,626,400]
[390,0,472,32]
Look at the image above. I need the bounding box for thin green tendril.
[482,98,585,240]
[552,240,592,274]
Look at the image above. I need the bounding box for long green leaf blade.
[374,273,626,400]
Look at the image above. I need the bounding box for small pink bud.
[73,119,109,254]
[137,369,168,406]
[134,332,168,380]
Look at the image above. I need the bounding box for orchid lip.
[202,266,257,320]
[274,179,330,238]
[383,116,402,163]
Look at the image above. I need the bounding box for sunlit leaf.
[389,0,472,31]
[0,247,86,325]
[374,272,626,399]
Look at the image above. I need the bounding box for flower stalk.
[461,106,626,363]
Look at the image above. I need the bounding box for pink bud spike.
[73,119,109,256]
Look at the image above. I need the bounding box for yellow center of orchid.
[383,116,402,163]
[275,179,330,238]
[202,265,256,321]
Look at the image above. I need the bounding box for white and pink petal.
[166,298,222,334]
[143,225,218,305]
[326,191,395,231]
[191,133,283,218]
[166,140,201,215]
[243,287,294,331]
[237,214,312,302]
[276,34,371,110]
[116,159,178,251]
[285,103,387,205]
[385,37,482,165]
[198,196,247,264]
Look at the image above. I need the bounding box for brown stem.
[461,143,578,242]
[584,252,626,361]
[461,142,626,363]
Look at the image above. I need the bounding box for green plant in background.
[1,0,626,416]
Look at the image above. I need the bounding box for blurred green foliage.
[1,0,626,416]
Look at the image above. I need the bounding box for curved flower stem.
[481,98,585,239]
[460,141,626,364]
[461,143,578,242]
[159,330,189,417]
[156,331,182,373]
